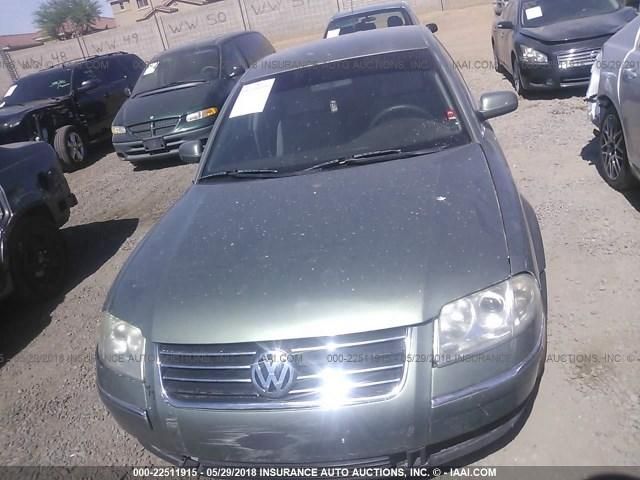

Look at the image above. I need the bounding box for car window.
[102,58,128,83]
[132,46,221,95]
[1,68,72,106]
[325,9,413,37]
[202,49,470,177]
[73,63,101,89]
[120,55,146,79]
[236,34,273,67]
[221,42,247,77]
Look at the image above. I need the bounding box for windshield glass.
[132,46,220,96]
[325,9,412,37]
[201,50,470,177]
[520,0,623,27]
[1,68,72,106]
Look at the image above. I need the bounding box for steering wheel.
[369,104,433,128]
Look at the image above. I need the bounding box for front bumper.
[112,125,213,164]
[97,316,545,467]
[519,62,592,91]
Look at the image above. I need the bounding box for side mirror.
[496,20,514,29]
[77,78,100,92]
[179,140,203,164]
[124,87,132,97]
[426,23,438,33]
[227,65,246,79]
[477,91,518,121]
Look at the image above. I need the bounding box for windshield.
[520,0,623,27]
[201,50,470,178]
[1,68,72,106]
[325,9,412,37]
[132,46,220,96]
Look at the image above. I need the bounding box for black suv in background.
[0,142,77,301]
[0,52,145,170]
[111,32,274,164]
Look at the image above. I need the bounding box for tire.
[8,215,67,302]
[598,109,638,191]
[54,125,86,170]
[512,57,526,97]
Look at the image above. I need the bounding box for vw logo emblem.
[251,350,295,399]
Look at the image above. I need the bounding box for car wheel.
[598,110,638,191]
[54,125,86,170]
[8,215,67,301]
[512,58,526,97]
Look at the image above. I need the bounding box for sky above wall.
[0,0,113,35]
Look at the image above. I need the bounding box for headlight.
[111,126,126,135]
[186,107,218,122]
[519,45,548,64]
[434,273,543,366]
[98,313,146,380]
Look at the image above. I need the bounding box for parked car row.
[94,5,549,470]
[2,0,636,470]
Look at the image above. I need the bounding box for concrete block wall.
[10,40,85,77]
[160,0,246,49]
[245,0,339,42]
[0,0,492,83]
[80,20,165,61]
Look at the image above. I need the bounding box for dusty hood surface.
[106,143,511,344]
[520,8,635,44]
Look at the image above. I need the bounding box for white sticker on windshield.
[326,28,340,38]
[229,78,275,118]
[525,6,543,20]
[3,84,17,98]
[143,62,159,76]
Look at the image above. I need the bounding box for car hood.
[0,98,64,127]
[105,143,511,344]
[520,8,635,44]
[116,81,226,127]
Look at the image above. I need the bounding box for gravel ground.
[1,4,639,467]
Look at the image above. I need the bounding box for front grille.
[128,116,180,139]
[157,327,409,408]
[557,48,600,69]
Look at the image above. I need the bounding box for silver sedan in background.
[589,14,640,190]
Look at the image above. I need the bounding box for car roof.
[242,25,431,83]
[152,31,256,59]
[327,1,414,21]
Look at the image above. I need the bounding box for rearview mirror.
[426,23,438,33]
[496,20,514,29]
[124,87,132,97]
[227,65,245,79]
[179,140,203,164]
[477,91,518,121]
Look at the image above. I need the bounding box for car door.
[102,57,132,124]
[619,28,640,168]
[499,0,518,72]
[73,63,112,138]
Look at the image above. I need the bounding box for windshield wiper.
[199,169,280,181]
[303,146,449,172]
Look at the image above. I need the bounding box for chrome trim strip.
[159,350,256,357]
[163,376,251,383]
[297,363,403,380]
[290,335,406,353]
[431,319,545,408]
[289,377,402,395]
[161,363,251,370]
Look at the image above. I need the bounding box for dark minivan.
[111,32,274,163]
[492,0,636,95]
